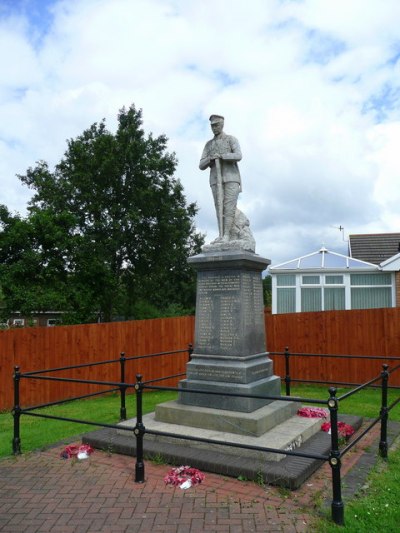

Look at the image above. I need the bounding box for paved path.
[0,424,382,533]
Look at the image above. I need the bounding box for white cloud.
[0,0,400,262]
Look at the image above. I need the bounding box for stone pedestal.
[113,250,328,485]
[178,250,281,413]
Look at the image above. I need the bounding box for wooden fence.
[1,308,400,410]
[0,316,195,410]
[266,308,400,388]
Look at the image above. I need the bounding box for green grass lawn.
[315,447,400,531]
[0,389,177,458]
[1,383,398,458]
[284,383,400,421]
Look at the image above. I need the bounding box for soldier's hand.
[210,153,220,160]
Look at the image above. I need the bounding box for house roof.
[270,246,379,272]
[349,233,400,265]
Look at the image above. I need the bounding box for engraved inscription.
[196,294,214,346]
[196,271,242,353]
[192,367,242,381]
[194,269,266,356]
[219,294,240,350]
[189,364,269,383]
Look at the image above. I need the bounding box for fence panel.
[266,308,400,387]
[0,316,195,410]
[2,308,400,410]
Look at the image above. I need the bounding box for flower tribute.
[164,465,205,489]
[321,421,355,440]
[60,444,94,459]
[297,407,328,418]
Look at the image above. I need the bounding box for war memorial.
[7,115,390,530]
[110,115,329,486]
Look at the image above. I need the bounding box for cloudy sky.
[1,0,400,264]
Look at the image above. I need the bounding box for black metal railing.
[11,347,400,527]
[270,347,400,396]
[132,364,398,527]
[11,344,192,455]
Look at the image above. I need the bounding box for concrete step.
[83,414,364,489]
[154,399,301,437]
[118,409,324,462]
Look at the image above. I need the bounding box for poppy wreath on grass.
[164,465,205,487]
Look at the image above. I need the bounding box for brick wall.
[395,272,400,307]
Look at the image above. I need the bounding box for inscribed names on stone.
[195,269,264,355]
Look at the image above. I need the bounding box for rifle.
[215,157,223,238]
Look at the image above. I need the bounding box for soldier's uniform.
[199,115,242,240]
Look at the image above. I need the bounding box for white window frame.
[350,272,395,309]
[272,271,395,314]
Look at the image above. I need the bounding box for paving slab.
[1,420,399,532]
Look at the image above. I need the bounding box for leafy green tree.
[263,274,272,308]
[0,105,204,323]
[0,206,73,320]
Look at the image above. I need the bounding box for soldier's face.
[211,121,224,135]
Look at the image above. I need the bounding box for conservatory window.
[277,274,296,286]
[301,287,322,312]
[350,273,391,286]
[351,287,392,309]
[325,275,343,285]
[302,275,320,285]
[324,287,345,310]
[277,288,296,313]
[350,273,392,309]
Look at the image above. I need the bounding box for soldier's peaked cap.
[209,114,224,123]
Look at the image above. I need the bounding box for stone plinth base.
[186,353,273,384]
[117,405,323,462]
[155,399,300,437]
[178,374,281,412]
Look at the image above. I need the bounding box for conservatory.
[269,247,395,314]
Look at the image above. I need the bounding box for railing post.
[119,352,127,421]
[284,347,291,396]
[188,343,193,362]
[328,387,344,526]
[12,366,22,455]
[134,374,145,483]
[379,363,389,459]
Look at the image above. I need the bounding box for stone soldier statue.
[199,115,242,242]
